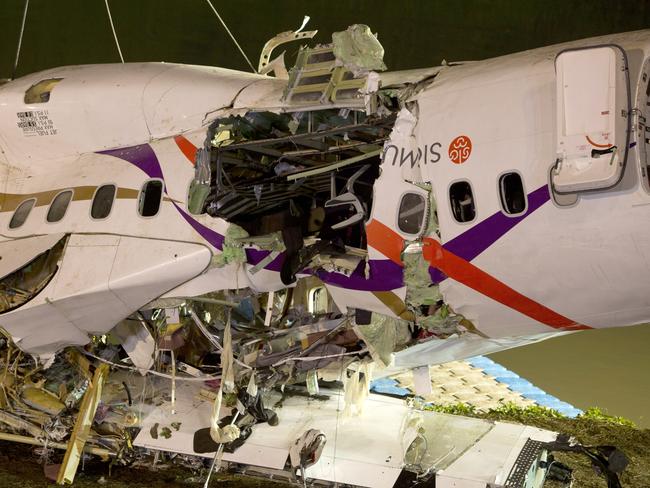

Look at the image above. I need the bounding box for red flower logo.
[448,135,472,164]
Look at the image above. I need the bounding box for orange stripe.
[422,237,590,331]
[174,135,198,164]
[365,219,404,264]
[585,135,612,149]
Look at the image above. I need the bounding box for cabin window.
[397,193,426,235]
[9,199,36,229]
[449,181,476,223]
[24,78,63,104]
[138,180,163,217]
[91,184,116,220]
[47,190,73,223]
[499,172,527,215]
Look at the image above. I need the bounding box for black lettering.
[383,145,399,166]
[399,148,421,168]
[415,148,423,168]
[429,142,441,163]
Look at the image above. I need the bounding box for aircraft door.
[638,58,650,189]
[552,45,631,194]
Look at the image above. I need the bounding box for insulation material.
[246,371,258,398]
[209,388,240,444]
[354,313,411,369]
[403,252,442,307]
[212,224,249,267]
[187,148,211,214]
[332,24,387,75]
[343,362,373,418]
[306,369,320,395]
[419,304,463,336]
[221,321,235,393]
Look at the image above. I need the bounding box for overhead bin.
[552,45,630,193]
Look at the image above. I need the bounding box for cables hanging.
[104,0,125,63]
[11,0,30,79]
[204,0,256,73]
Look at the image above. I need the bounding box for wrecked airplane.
[0,21,643,487]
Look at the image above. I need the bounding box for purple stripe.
[99,144,164,180]
[245,248,284,272]
[99,143,225,250]
[429,185,551,283]
[317,259,404,291]
[174,203,224,250]
[245,248,404,291]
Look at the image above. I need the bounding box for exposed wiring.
[204,0,256,73]
[189,310,253,370]
[80,350,222,382]
[272,348,368,367]
[11,0,30,79]
[104,0,124,63]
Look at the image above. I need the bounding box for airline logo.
[449,135,472,164]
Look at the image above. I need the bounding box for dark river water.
[0,0,648,426]
[492,325,650,428]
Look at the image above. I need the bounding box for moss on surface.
[424,403,650,488]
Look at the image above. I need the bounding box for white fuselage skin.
[1,31,650,358]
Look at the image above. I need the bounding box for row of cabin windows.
[449,172,526,223]
[8,180,164,229]
[9,174,525,230]
[394,173,527,236]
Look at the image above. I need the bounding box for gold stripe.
[115,188,139,200]
[0,185,175,213]
[372,291,415,322]
[459,318,489,338]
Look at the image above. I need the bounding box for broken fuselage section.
[187,25,461,335]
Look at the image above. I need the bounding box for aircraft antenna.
[11,0,30,79]
[204,0,256,73]
[104,0,125,63]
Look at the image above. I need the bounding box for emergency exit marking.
[449,135,472,164]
